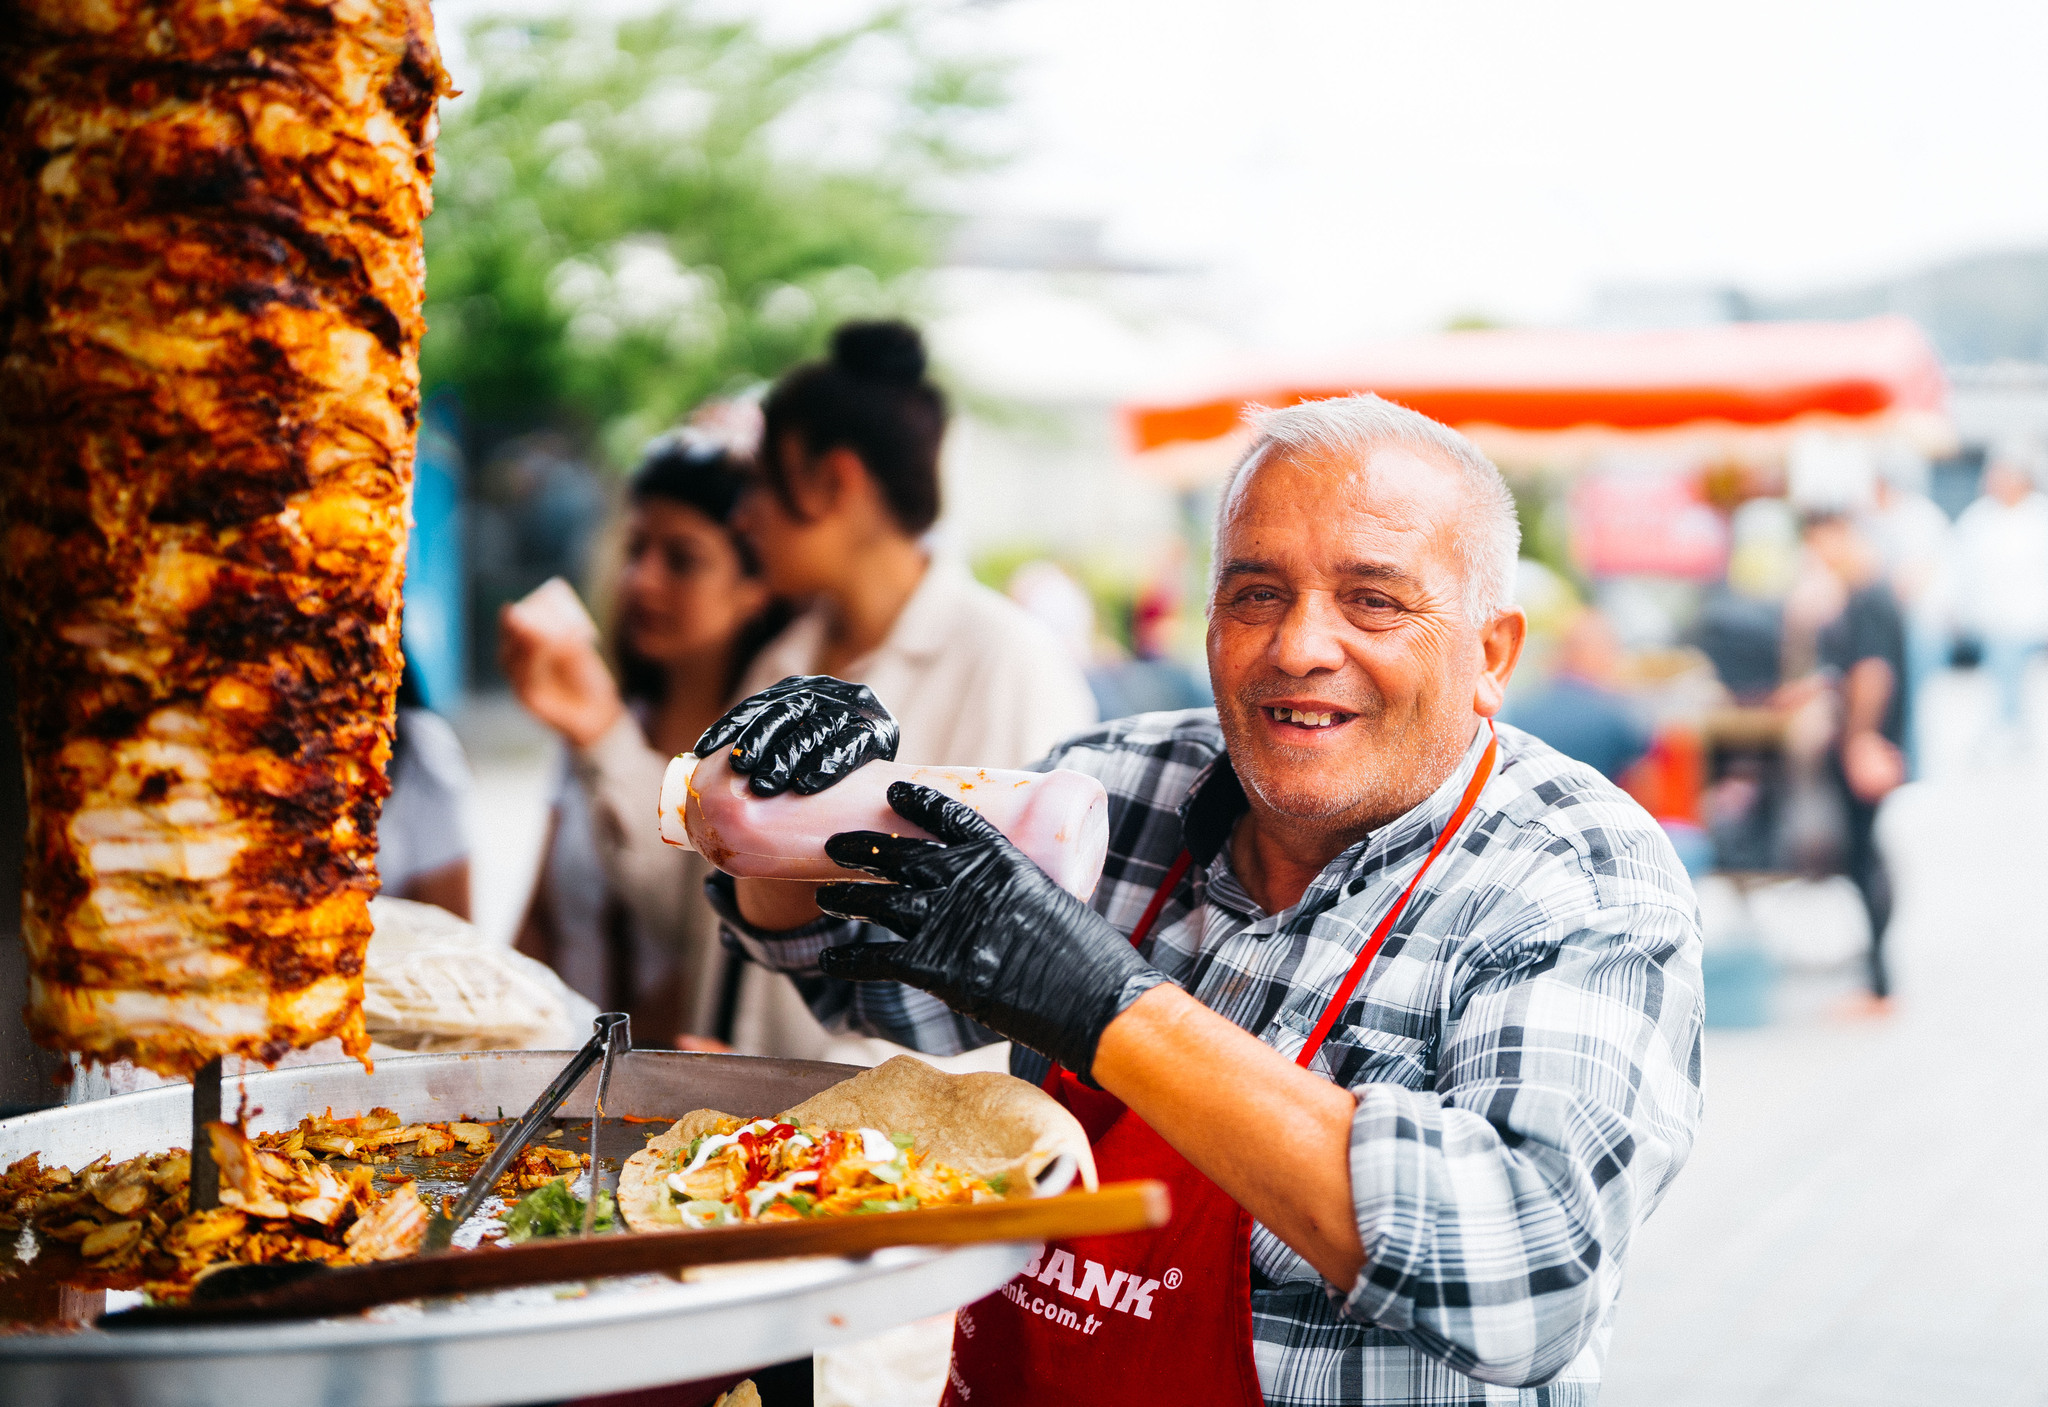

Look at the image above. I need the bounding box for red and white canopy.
[1121,316,1952,481]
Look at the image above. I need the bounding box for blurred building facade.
[928,214,1251,664]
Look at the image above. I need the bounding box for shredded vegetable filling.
[659,1119,999,1224]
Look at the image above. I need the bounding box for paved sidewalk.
[1603,763,2048,1406]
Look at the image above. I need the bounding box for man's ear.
[1472,607,1527,719]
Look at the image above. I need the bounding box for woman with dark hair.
[501,423,785,1046]
[722,320,1098,1061]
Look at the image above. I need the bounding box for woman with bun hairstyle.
[502,421,786,1047]
[721,320,1099,1063]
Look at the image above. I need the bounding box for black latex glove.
[815,782,1165,1080]
[693,675,900,797]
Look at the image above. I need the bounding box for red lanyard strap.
[1126,850,1194,951]
[1295,725,1498,1066]
[1117,725,1498,1069]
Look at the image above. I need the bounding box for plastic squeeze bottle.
[659,749,1111,900]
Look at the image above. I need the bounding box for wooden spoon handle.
[102,1182,1172,1328]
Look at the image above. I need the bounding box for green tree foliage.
[421,3,1006,464]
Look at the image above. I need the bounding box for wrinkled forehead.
[1215,442,1469,576]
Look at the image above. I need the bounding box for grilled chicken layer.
[0,0,448,1075]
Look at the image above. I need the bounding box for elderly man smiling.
[705,395,1704,1406]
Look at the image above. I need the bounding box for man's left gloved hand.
[816,782,1166,1080]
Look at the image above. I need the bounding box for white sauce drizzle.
[746,1170,818,1217]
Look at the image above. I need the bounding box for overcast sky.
[969,0,2048,345]
[433,0,2048,350]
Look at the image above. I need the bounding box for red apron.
[945,728,1499,1406]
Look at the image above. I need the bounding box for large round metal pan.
[0,1050,1054,1407]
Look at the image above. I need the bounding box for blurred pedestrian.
[1861,444,1953,772]
[727,319,1098,1057]
[1953,442,2048,744]
[1089,585,1213,720]
[1504,607,1651,782]
[1689,498,1797,702]
[376,651,474,919]
[502,425,785,1047]
[1801,511,1908,1010]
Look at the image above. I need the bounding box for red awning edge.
[1121,318,1952,478]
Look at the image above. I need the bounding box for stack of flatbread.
[362,897,599,1052]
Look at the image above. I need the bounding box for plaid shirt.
[714,712,1705,1405]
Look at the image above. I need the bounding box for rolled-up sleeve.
[1340,862,1704,1388]
[705,872,1002,1056]
[704,869,850,975]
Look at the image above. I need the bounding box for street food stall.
[0,5,1159,1402]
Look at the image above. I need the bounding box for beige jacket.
[574,557,1098,1066]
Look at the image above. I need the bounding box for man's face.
[1207,445,1513,835]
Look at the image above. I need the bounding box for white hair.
[1214,394,1521,622]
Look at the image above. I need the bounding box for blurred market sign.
[1570,474,1729,580]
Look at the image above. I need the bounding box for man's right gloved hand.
[693,675,900,797]
[815,782,1165,1080]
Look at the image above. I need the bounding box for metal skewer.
[189,1055,223,1212]
[581,1013,629,1237]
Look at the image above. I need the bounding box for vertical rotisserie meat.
[0,0,449,1075]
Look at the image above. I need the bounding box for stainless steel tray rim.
[0,1049,1054,1404]
[1,1242,976,1361]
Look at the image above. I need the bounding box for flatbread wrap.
[619,1056,1096,1231]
